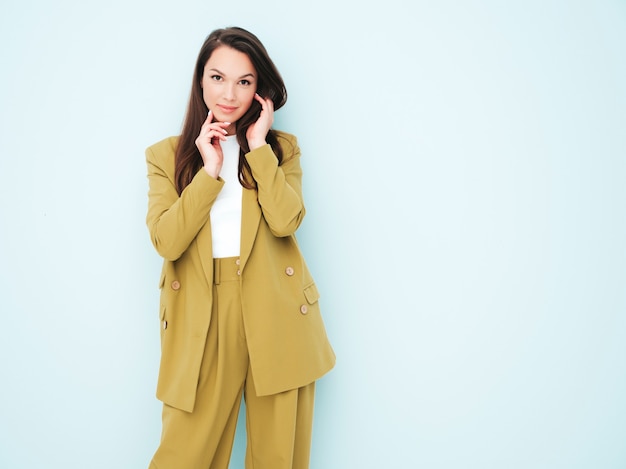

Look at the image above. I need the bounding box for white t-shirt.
[210,135,243,258]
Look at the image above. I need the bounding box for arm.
[245,134,305,237]
[146,144,224,261]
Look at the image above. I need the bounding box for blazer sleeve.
[146,142,225,261]
[244,133,305,237]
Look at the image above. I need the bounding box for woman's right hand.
[195,110,231,179]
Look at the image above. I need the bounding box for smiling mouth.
[217,104,237,113]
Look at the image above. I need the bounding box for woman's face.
[201,46,257,134]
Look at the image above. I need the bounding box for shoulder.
[145,136,179,178]
[273,129,297,147]
[272,130,300,161]
[146,136,179,165]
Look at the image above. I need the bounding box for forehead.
[204,46,256,76]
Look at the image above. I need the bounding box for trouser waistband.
[213,257,241,284]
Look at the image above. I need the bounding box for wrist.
[248,140,267,151]
[203,165,220,179]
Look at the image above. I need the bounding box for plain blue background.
[1,0,625,468]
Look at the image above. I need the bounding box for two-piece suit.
[145,130,335,414]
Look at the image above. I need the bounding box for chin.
[215,111,241,124]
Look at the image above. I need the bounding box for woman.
[145,27,335,469]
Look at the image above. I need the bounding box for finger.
[203,110,231,129]
[199,128,228,143]
[201,121,231,137]
[208,129,228,141]
[210,124,230,137]
[256,94,274,113]
[254,93,272,110]
[202,124,229,135]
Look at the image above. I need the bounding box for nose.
[224,82,236,101]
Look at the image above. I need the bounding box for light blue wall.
[1,0,625,468]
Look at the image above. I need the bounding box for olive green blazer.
[146,131,335,412]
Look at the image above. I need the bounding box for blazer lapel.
[239,187,261,272]
[196,223,214,287]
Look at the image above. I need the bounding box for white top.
[210,135,243,258]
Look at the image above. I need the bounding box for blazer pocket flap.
[304,283,320,304]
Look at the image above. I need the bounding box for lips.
[216,104,238,113]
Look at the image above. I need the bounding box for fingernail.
[208,110,212,116]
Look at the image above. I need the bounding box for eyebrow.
[208,68,256,79]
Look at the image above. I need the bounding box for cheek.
[240,90,256,109]
[202,79,220,99]
[202,85,215,103]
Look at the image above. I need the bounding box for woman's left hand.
[246,93,274,150]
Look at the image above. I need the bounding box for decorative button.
[285,266,295,276]
[300,305,308,314]
[162,320,168,330]
[171,280,181,291]
[235,259,240,265]
[237,270,241,276]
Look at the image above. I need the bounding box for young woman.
[145,27,335,469]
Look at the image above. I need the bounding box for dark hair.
[174,27,287,194]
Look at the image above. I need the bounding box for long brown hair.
[175,27,287,194]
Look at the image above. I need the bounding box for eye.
[210,75,223,82]
[239,79,252,86]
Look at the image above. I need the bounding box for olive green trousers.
[149,257,316,469]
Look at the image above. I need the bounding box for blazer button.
[300,304,308,315]
[162,320,168,330]
[235,259,240,265]
[285,266,295,276]
[171,280,181,291]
